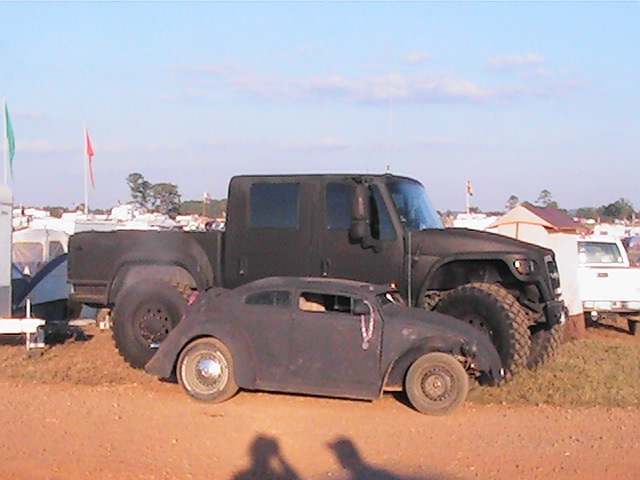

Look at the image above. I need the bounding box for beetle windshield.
[386,179,443,231]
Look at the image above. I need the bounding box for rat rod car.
[145,277,503,415]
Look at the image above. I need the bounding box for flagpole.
[3,98,7,184]
[465,184,470,215]
[83,122,89,215]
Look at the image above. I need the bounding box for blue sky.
[1,2,638,213]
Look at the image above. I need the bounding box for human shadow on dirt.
[232,435,300,480]
[232,434,459,480]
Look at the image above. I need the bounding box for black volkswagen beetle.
[146,277,503,415]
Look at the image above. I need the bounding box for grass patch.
[469,337,640,408]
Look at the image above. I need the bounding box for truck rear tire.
[434,282,531,381]
[112,280,187,369]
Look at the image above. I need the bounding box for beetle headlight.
[513,258,537,276]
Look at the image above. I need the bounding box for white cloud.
[177,61,584,105]
[403,51,434,65]
[488,54,546,72]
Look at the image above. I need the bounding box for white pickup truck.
[577,237,640,335]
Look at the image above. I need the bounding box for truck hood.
[411,228,552,258]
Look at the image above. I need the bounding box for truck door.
[223,180,316,288]
[316,181,404,286]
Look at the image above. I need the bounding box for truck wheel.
[112,280,187,369]
[434,282,531,381]
[629,319,639,336]
[405,352,469,415]
[177,337,238,403]
[527,322,564,369]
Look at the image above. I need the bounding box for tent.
[486,203,586,318]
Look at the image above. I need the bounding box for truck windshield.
[387,180,443,230]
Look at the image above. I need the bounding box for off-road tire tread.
[528,322,564,369]
[435,282,531,381]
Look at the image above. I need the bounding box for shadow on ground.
[232,434,463,480]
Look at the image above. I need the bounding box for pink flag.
[86,129,95,188]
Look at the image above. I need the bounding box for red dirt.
[0,325,638,480]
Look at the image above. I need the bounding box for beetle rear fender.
[384,337,466,390]
[178,328,257,389]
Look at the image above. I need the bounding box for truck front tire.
[434,282,531,381]
[527,322,564,369]
[112,280,187,369]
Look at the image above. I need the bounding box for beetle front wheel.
[405,352,469,415]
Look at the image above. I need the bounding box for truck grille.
[545,255,561,295]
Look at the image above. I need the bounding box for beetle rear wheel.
[177,338,238,403]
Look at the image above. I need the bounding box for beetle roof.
[236,276,395,298]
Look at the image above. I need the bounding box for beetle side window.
[298,292,357,314]
[250,183,299,228]
[245,290,291,307]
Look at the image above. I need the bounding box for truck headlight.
[513,258,537,276]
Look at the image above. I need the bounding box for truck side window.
[250,183,299,228]
[246,290,291,307]
[371,186,396,241]
[326,183,351,229]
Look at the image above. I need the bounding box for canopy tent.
[487,203,586,316]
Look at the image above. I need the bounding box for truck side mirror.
[349,183,370,243]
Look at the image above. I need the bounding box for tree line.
[502,189,636,223]
[39,176,636,224]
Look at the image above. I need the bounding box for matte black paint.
[145,277,503,400]
[68,174,563,326]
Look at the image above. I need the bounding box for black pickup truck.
[68,173,565,378]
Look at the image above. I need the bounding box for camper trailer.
[0,184,44,348]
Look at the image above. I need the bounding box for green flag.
[4,103,15,177]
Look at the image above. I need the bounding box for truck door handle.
[321,259,330,277]
[239,256,247,276]
[597,272,608,278]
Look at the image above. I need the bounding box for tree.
[505,195,519,211]
[575,207,599,220]
[598,198,635,222]
[127,173,153,210]
[151,182,182,218]
[536,189,558,209]
[181,198,227,218]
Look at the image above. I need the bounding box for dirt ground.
[0,325,638,480]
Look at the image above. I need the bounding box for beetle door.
[286,290,382,399]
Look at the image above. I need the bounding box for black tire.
[629,319,639,336]
[112,280,187,369]
[528,321,564,369]
[405,352,469,415]
[434,282,531,381]
[177,337,239,403]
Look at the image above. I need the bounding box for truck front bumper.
[544,299,566,327]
